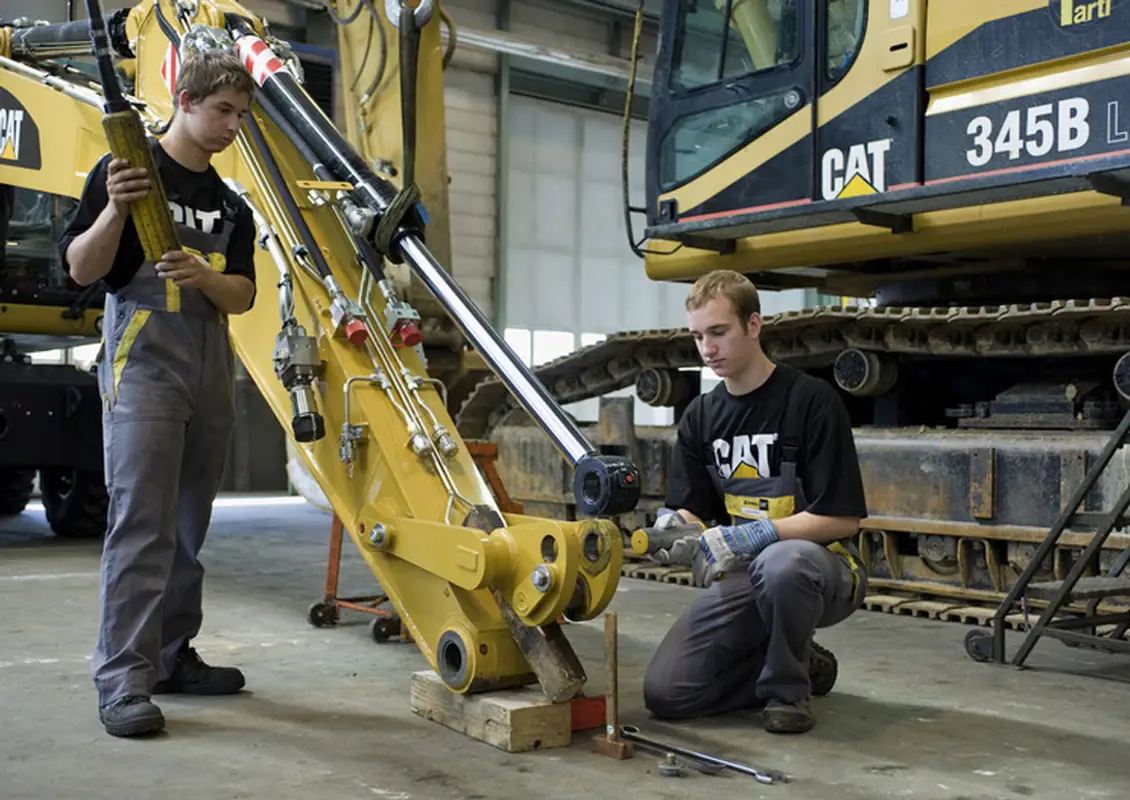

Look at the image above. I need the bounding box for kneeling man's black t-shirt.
[666,364,868,526]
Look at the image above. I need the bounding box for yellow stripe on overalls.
[828,541,861,599]
[724,494,795,521]
[112,309,151,394]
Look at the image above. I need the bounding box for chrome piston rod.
[224,20,641,517]
[399,236,588,463]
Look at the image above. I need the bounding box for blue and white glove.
[696,518,780,586]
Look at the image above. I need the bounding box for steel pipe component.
[8,14,132,60]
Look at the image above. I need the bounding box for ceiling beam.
[451,24,652,85]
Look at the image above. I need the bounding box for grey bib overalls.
[91,216,238,707]
[643,371,868,718]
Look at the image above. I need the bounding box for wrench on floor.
[619,725,791,784]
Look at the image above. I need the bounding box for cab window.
[672,0,799,92]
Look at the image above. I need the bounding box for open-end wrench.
[619,725,791,784]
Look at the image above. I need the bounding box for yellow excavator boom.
[0,0,637,701]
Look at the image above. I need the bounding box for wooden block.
[409,670,572,753]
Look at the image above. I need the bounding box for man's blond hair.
[175,50,256,106]
[685,270,761,328]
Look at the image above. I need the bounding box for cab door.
[646,0,818,227]
[813,0,925,210]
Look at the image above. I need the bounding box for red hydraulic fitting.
[395,321,423,347]
[344,317,369,346]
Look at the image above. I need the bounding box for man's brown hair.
[175,50,256,105]
[685,269,761,328]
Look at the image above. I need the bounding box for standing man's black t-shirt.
[666,363,868,526]
[58,140,256,295]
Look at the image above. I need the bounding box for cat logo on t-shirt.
[168,201,223,234]
[712,433,778,480]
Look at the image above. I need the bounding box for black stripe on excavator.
[927,2,1130,90]
[651,143,1130,245]
[647,68,922,241]
[924,71,1130,183]
[671,67,923,224]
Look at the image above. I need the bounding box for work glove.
[635,508,704,567]
[696,518,781,587]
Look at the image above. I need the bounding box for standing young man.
[641,270,869,734]
[59,50,259,737]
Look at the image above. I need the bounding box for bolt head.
[531,565,552,592]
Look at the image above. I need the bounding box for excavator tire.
[39,467,108,540]
[0,468,36,516]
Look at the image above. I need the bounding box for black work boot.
[99,695,165,737]
[153,646,245,696]
[809,640,838,697]
[762,698,815,734]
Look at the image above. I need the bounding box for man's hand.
[695,518,781,587]
[154,250,253,313]
[156,250,214,288]
[638,508,704,566]
[105,158,151,219]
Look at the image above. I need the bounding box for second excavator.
[458,0,1130,623]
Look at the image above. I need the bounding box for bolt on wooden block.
[409,670,573,753]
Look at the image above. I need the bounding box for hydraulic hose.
[224,18,641,517]
[242,105,333,281]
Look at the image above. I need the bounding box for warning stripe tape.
[236,35,284,86]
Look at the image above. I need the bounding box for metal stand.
[965,405,1130,667]
[306,513,408,643]
[304,441,523,644]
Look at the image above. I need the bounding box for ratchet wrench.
[619,725,791,784]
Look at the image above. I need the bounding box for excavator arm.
[0,0,638,700]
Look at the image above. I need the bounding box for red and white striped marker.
[235,34,286,87]
[159,43,179,98]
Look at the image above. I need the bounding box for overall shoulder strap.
[777,367,804,466]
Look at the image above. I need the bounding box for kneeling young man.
[642,270,868,734]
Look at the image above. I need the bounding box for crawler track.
[455,298,1130,438]
[467,300,1130,624]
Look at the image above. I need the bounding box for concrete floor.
[3,496,1130,800]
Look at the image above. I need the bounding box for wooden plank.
[894,600,964,619]
[862,594,914,612]
[409,670,572,753]
[939,606,997,625]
